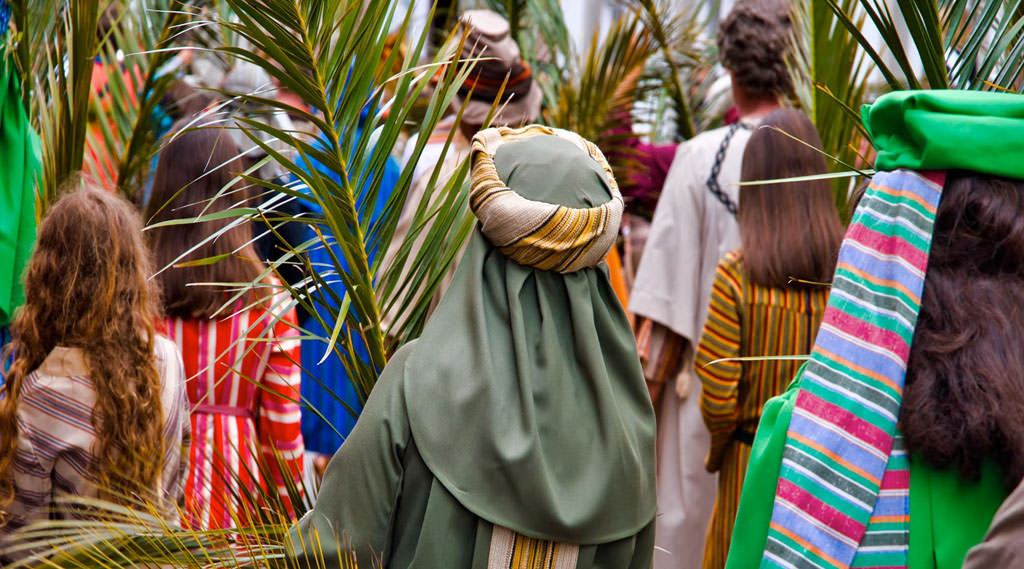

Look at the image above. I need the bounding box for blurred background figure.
[695,109,842,569]
[627,1,793,566]
[145,122,305,529]
[380,8,543,335]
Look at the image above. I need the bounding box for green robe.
[0,49,40,327]
[288,343,655,569]
[288,134,657,568]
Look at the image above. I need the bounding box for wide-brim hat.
[452,10,542,127]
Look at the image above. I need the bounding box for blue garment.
[298,136,400,455]
[0,325,9,386]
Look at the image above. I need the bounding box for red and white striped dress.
[164,299,304,530]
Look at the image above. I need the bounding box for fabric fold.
[402,132,656,544]
[863,89,1024,179]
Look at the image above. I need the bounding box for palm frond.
[543,11,658,145]
[633,0,702,140]
[790,0,873,215]
[160,0,476,404]
[824,0,1024,92]
[25,0,101,213]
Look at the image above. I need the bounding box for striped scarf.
[763,169,945,569]
[469,125,623,273]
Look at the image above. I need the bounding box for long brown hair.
[902,171,1024,491]
[0,188,164,509]
[145,121,264,319]
[738,109,844,287]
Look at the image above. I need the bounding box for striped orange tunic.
[694,251,828,569]
[165,298,304,530]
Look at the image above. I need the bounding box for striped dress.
[165,299,304,529]
[1,337,190,563]
[695,251,829,569]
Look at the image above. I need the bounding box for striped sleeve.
[155,336,190,523]
[257,304,305,516]
[636,317,687,386]
[696,255,743,473]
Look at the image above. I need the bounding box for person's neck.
[734,96,781,123]
[458,122,481,144]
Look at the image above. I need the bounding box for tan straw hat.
[454,10,543,127]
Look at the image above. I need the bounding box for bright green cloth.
[863,90,1024,179]
[289,134,656,567]
[908,458,1005,569]
[0,53,40,326]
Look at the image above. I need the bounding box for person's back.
[288,126,656,569]
[164,296,302,529]
[723,90,1024,569]
[0,189,189,563]
[145,121,304,529]
[6,336,186,529]
[695,109,843,569]
[626,3,794,565]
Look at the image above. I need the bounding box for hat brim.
[454,80,543,127]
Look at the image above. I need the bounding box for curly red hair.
[0,188,165,513]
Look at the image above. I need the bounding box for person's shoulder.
[720,249,743,270]
[153,334,186,389]
[153,334,180,362]
[715,251,746,290]
[664,124,739,179]
[678,124,736,153]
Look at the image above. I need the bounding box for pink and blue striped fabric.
[762,169,945,569]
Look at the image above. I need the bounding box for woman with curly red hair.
[0,188,190,562]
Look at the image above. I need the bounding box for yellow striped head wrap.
[469,125,624,273]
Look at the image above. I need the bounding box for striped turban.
[469,125,623,273]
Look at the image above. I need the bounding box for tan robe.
[628,123,752,569]
[962,476,1024,569]
[379,130,471,336]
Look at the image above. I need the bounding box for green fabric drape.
[0,53,40,326]
[863,89,1024,179]
[289,133,656,567]
[404,135,656,543]
[908,458,1004,569]
[723,375,1006,569]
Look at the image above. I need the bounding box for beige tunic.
[379,130,472,336]
[628,123,752,569]
[1,336,190,562]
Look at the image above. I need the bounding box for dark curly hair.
[901,171,1024,491]
[717,0,793,100]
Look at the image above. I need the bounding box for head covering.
[401,125,655,543]
[749,90,1024,569]
[453,10,542,127]
[864,89,1024,179]
[468,125,623,272]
